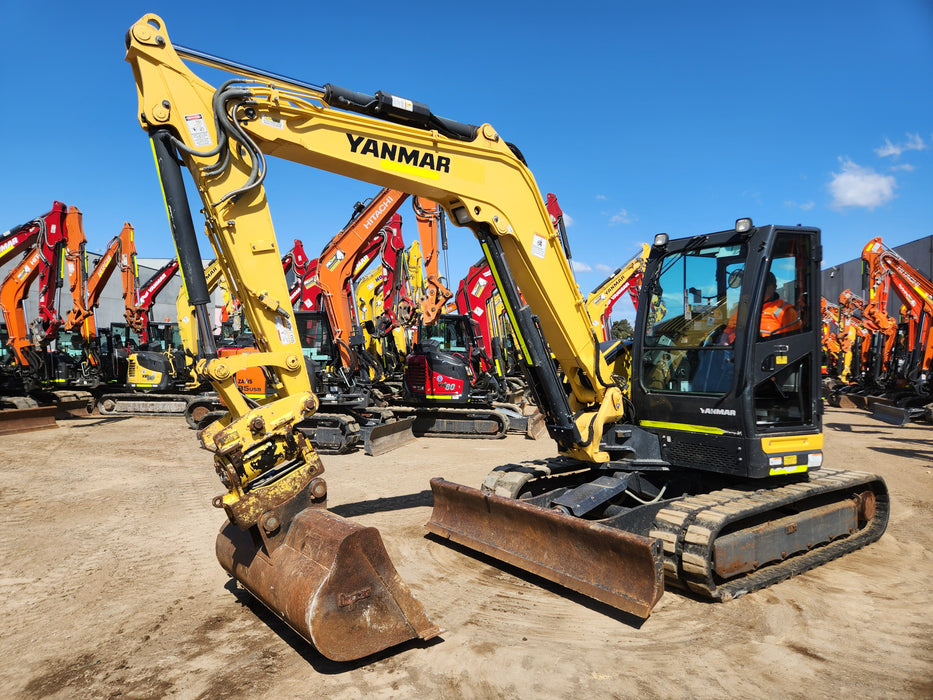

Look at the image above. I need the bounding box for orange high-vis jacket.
[760,298,801,337]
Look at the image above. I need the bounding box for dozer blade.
[0,406,58,436]
[362,417,417,456]
[426,478,665,618]
[870,401,924,426]
[525,410,548,440]
[216,507,440,662]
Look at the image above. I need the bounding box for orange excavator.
[820,296,842,379]
[0,202,69,387]
[1,202,70,430]
[856,237,933,423]
[127,15,888,662]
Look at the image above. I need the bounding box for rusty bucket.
[427,478,665,618]
[216,507,440,662]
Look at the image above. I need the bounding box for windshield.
[420,316,470,353]
[296,312,335,364]
[641,243,747,395]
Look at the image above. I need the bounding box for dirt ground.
[1,406,931,699]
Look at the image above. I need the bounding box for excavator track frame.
[650,468,889,600]
[97,392,195,416]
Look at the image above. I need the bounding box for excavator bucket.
[362,416,417,456]
[426,478,665,618]
[216,506,440,662]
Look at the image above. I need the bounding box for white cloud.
[784,200,815,211]
[563,213,574,227]
[891,163,915,172]
[608,208,635,225]
[596,194,607,200]
[800,201,815,211]
[828,158,896,210]
[595,263,613,273]
[875,133,927,158]
[570,260,592,272]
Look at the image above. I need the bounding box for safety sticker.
[275,315,295,345]
[261,116,285,130]
[325,249,345,271]
[531,234,547,259]
[184,113,213,148]
[390,95,414,112]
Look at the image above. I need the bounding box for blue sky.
[2,2,931,323]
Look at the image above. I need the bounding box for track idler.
[216,494,440,662]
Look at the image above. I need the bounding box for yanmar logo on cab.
[700,407,736,416]
[346,133,450,174]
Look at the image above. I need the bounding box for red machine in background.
[0,202,69,380]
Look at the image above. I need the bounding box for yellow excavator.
[127,14,889,662]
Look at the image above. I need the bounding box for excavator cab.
[629,222,821,478]
[404,314,481,405]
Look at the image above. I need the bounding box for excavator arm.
[412,197,453,321]
[62,206,95,337]
[0,210,46,266]
[134,257,180,339]
[85,223,143,334]
[0,202,69,370]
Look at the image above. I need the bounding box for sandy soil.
[1,406,931,699]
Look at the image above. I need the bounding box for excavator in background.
[454,257,524,376]
[1,211,49,266]
[0,202,73,431]
[411,197,455,320]
[0,203,68,382]
[76,220,146,391]
[60,205,102,387]
[401,309,542,438]
[852,237,933,424]
[127,15,889,662]
[133,257,180,343]
[820,296,842,380]
[584,243,650,342]
[98,257,228,417]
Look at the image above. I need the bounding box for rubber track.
[649,468,889,601]
[98,393,193,416]
[390,405,509,439]
[301,412,361,454]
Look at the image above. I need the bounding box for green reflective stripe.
[639,419,725,435]
[480,241,532,365]
[769,464,808,476]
